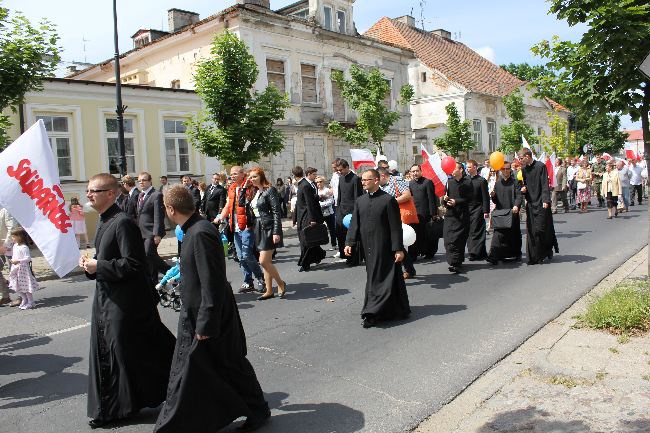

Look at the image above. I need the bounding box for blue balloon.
[343,213,353,229]
[175,225,184,242]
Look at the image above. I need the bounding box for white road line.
[0,322,90,348]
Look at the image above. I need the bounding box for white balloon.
[402,223,416,247]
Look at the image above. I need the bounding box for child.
[69,197,90,248]
[9,228,39,309]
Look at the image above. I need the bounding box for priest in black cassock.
[79,173,175,429]
[335,158,364,266]
[487,162,523,264]
[154,185,270,433]
[518,148,559,265]
[466,160,490,261]
[443,162,472,273]
[408,164,439,259]
[293,166,325,272]
[345,169,410,329]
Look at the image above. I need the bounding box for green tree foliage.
[531,1,650,159]
[432,103,473,157]
[540,112,576,156]
[186,32,289,166]
[499,89,538,155]
[576,114,628,155]
[327,64,414,153]
[0,2,60,148]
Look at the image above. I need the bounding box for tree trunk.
[642,85,650,277]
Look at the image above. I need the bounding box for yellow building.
[4,77,206,236]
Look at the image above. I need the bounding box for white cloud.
[472,46,496,63]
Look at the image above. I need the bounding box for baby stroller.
[155,225,183,312]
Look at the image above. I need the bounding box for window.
[472,119,482,150]
[294,9,308,19]
[105,117,135,175]
[266,59,286,94]
[336,10,346,33]
[170,79,180,89]
[537,126,544,136]
[331,69,345,121]
[421,72,427,83]
[163,119,190,173]
[487,120,497,152]
[383,79,392,108]
[301,63,318,103]
[37,115,72,177]
[323,6,332,30]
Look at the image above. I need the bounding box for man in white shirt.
[0,207,19,306]
[329,159,341,255]
[628,158,643,206]
[480,159,491,179]
[566,158,579,210]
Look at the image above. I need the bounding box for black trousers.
[632,185,643,204]
[324,213,337,247]
[144,236,171,284]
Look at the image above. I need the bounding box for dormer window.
[323,6,332,30]
[294,8,308,19]
[336,10,346,34]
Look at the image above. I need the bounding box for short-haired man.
[80,173,175,429]
[0,207,19,306]
[465,159,490,261]
[202,173,227,222]
[409,164,440,259]
[216,166,264,293]
[155,185,270,433]
[345,169,410,328]
[443,161,472,273]
[335,158,363,266]
[137,171,170,283]
[293,166,325,271]
[617,160,631,212]
[566,158,578,210]
[551,158,569,214]
[121,174,139,220]
[628,158,643,206]
[181,175,201,211]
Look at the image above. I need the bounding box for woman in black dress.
[239,167,287,300]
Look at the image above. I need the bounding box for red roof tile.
[626,129,643,141]
[365,17,525,97]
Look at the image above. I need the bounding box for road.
[0,205,647,433]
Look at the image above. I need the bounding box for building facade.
[70,0,416,178]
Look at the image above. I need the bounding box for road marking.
[0,322,90,348]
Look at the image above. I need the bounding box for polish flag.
[349,148,376,170]
[420,145,447,197]
[547,152,557,188]
[0,120,80,277]
[602,152,613,161]
[624,142,638,160]
[522,135,536,160]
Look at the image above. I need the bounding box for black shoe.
[362,316,377,328]
[237,409,271,431]
[298,265,310,272]
[448,265,459,273]
[486,257,498,265]
[467,256,477,261]
[88,419,111,429]
[257,293,275,301]
[515,254,522,262]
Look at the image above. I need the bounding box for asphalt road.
[0,205,647,433]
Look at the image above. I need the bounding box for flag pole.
[113,0,127,177]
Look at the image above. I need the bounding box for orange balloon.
[489,151,505,170]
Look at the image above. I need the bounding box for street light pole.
[113,0,127,177]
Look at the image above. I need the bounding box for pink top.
[70,205,85,221]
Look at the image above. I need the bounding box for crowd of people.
[0,148,646,432]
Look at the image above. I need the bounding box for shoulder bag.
[392,178,419,225]
[302,223,329,248]
[491,184,515,230]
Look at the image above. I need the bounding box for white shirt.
[330,172,340,205]
[567,165,578,181]
[480,167,490,179]
[629,165,643,185]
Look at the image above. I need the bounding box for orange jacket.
[222,182,249,231]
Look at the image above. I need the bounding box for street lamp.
[113,0,127,177]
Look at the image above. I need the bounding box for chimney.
[395,15,415,27]
[236,0,271,7]
[168,9,200,33]
[66,65,78,75]
[431,28,451,39]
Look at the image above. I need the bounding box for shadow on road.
[414,273,470,290]
[281,283,350,301]
[376,304,467,329]
[0,335,51,354]
[38,295,87,308]
[550,254,596,264]
[478,406,650,433]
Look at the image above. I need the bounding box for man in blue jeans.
[215,166,264,293]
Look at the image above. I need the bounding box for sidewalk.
[415,246,650,433]
[30,219,298,282]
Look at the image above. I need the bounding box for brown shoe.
[9,299,22,307]
[0,297,11,306]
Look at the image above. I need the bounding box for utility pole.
[113,0,127,177]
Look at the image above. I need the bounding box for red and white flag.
[349,148,376,170]
[624,142,638,160]
[420,145,447,197]
[547,152,557,188]
[602,152,613,161]
[522,135,536,160]
[0,120,80,277]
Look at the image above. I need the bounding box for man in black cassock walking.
[335,158,363,266]
[155,185,270,433]
[345,169,410,329]
[443,162,472,273]
[518,148,559,265]
[466,160,490,261]
[293,166,325,272]
[487,161,523,264]
[408,164,440,260]
[79,173,175,429]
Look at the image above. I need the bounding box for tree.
[327,64,413,154]
[539,112,575,156]
[432,103,474,157]
[186,32,289,166]
[576,114,628,155]
[0,2,60,148]
[499,89,538,155]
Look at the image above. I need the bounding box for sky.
[3,0,639,129]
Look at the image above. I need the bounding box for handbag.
[302,223,329,248]
[491,208,513,230]
[577,181,587,190]
[392,178,419,224]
